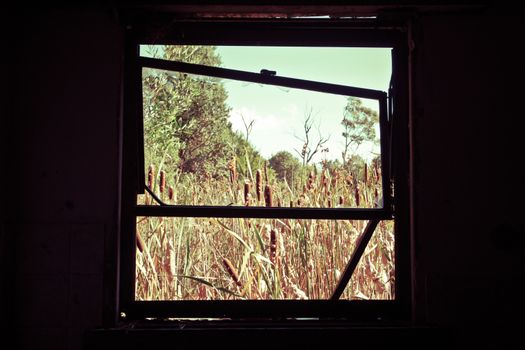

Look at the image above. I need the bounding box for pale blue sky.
[215,46,391,163]
[141,45,392,164]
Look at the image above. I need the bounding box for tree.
[346,154,366,180]
[269,151,302,186]
[341,97,379,164]
[227,129,266,180]
[294,108,330,166]
[142,45,233,177]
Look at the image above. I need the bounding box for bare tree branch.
[295,107,329,166]
[240,113,255,142]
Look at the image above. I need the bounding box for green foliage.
[227,130,266,180]
[142,45,233,178]
[269,151,303,186]
[321,159,343,173]
[346,154,366,179]
[341,97,379,163]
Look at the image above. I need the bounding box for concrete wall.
[2,3,523,349]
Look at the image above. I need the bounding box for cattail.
[339,195,345,206]
[147,165,154,189]
[244,181,252,206]
[321,170,329,194]
[355,183,360,207]
[222,257,242,287]
[307,170,316,190]
[331,169,339,188]
[327,191,332,207]
[159,170,166,193]
[297,194,306,206]
[345,173,354,186]
[168,186,174,201]
[270,228,278,265]
[264,185,273,207]
[228,157,237,184]
[256,169,263,202]
[198,285,206,299]
[136,232,145,253]
[374,162,381,183]
[364,163,368,184]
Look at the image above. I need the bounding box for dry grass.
[135,161,395,301]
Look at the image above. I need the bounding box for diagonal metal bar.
[144,185,168,206]
[330,219,380,300]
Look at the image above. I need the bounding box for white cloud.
[229,107,287,133]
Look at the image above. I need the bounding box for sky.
[215,46,391,163]
[141,45,392,164]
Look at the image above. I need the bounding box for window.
[120,18,409,321]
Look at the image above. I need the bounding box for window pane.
[142,66,384,208]
[135,216,394,301]
[139,45,392,91]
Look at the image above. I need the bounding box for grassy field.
[135,162,394,301]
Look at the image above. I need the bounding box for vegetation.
[136,164,393,300]
[136,45,393,301]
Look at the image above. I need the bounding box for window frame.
[120,18,410,322]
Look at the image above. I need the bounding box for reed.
[264,185,273,207]
[222,257,242,287]
[135,157,394,302]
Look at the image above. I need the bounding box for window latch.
[260,69,276,76]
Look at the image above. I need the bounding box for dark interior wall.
[4,8,123,349]
[412,9,524,343]
[2,3,523,350]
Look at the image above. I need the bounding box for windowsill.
[84,320,447,349]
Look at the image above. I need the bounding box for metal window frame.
[137,56,391,220]
[120,18,410,321]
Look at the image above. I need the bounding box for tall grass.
[135,161,394,301]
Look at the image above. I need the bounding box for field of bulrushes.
[135,161,395,301]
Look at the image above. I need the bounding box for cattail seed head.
[136,232,145,253]
[222,258,242,287]
[256,169,262,202]
[228,158,237,184]
[168,186,174,201]
[364,163,368,184]
[375,163,381,183]
[270,229,278,265]
[147,165,154,189]
[331,169,339,187]
[307,170,315,190]
[264,185,273,207]
[345,173,354,186]
[321,170,329,194]
[339,195,345,206]
[355,183,360,207]
[244,181,252,206]
[159,170,166,193]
